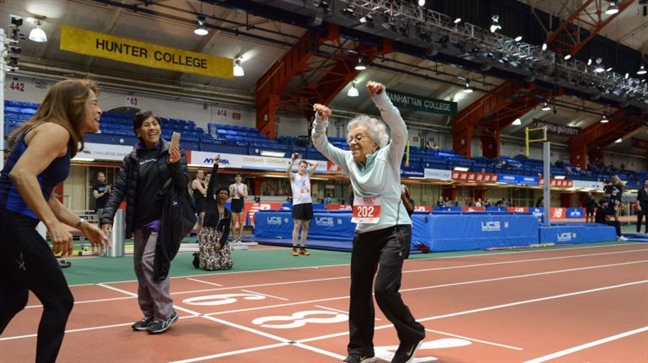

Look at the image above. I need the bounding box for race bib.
[352,196,382,224]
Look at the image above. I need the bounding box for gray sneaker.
[131,316,154,331]
[147,311,179,334]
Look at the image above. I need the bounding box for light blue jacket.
[312,92,411,233]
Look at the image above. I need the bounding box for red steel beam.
[545,0,635,57]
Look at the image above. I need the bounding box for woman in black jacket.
[193,155,233,270]
[101,110,189,335]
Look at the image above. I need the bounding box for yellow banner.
[60,25,233,79]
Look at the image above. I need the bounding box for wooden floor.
[1,243,647,362]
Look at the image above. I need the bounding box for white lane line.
[292,280,648,345]
[416,280,648,323]
[200,261,647,317]
[22,258,648,313]
[314,305,382,321]
[424,328,523,351]
[405,260,648,293]
[240,289,289,301]
[25,296,134,309]
[168,313,346,363]
[65,244,646,288]
[97,283,137,297]
[0,322,134,341]
[407,249,648,274]
[186,278,223,287]
[523,326,648,363]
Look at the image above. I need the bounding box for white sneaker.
[617,236,628,241]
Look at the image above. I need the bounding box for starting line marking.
[523,326,648,363]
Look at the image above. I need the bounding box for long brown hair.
[8,79,99,157]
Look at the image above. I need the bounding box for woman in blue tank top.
[0,79,111,363]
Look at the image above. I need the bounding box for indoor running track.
[1,243,647,363]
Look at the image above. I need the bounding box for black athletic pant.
[636,208,648,233]
[347,224,425,358]
[0,208,74,363]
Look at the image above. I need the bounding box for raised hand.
[313,103,332,119]
[366,81,385,96]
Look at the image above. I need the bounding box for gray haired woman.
[311,81,425,363]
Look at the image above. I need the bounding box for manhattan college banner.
[385,90,458,116]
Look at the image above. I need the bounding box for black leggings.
[0,208,74,363]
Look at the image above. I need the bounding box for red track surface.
[1,243,647,362]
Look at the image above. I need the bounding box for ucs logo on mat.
[481,221,501,232]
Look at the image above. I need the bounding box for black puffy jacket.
[100,138,189,237]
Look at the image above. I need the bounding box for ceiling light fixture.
[463,81,473,93]
[194,15,208,36]
[454,18,462,24]
[512,118,522,125]
[615,138,622,143]
[355,57,367,70]
[564,54,572,60]
[542,102,551,111]
[489,15,501,33]
[593,57,605,73]
[600,114,609,123]
[29,20,47,42]
[418,0,426,6]
[605,1,619,15]
[233,58,244,77]
[638,65,647,75]
[347,80,359,97]
[541,43,548,51]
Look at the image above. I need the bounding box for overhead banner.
[531,119,581,137]
[60,25,233,78]
[385,90,457,115]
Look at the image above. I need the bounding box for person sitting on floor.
[595,196,627,241]
[193,155,233,270]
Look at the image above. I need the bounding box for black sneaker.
[192,252,200,268]
[131,316,154,331]
[343,355,376,363]
[391,339,423,363]
[147,311,179,334]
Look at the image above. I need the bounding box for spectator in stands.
[0,79,110,362]
[595,196,626,241]
[436,196,444,208]
[325,193,333,207]
[484,198,492,208]
[191,169,207,216]
[93,171,111,226]
[286,154,317,256]
[584,192,597,223]
[193,155,232,270]
[535,197,544,208]
[229,174,248,244]
[636,180,648,233]
[101,110,188,334]
[312,81,426,363]
[474,198,483,207]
